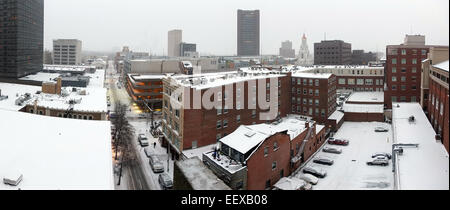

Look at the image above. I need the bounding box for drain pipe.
[392,143,419,190]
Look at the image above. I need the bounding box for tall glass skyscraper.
[0,0,44,78]
[237,9,260,56]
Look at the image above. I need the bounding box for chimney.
[56,77,62,95]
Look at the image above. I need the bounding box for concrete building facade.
[0,0,44,78]
[168,30,182,57]
[314,40,352,65]
[279,41,295,58]
[53,39,82,65]
[237,10,260,56]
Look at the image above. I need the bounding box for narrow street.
[106,61,173,190]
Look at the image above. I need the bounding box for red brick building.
[202,115,326,190]
[385,35,446,109]
[427,60,449,153]
[162,69,333,156]
[290,73,337,124]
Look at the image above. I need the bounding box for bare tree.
[111,102,136,186]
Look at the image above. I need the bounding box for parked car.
[372,152,392,160]
[302,167,327,178]
[374,127,389,132]
[158,173,173,190]
[299,174,319,185]
[313,158,334,166]
[149,155,165,173]
[328,138,349,146]
[323,147,342,154]
[367,158,389,166]
[138,134,149,147]
[302,183,313,191]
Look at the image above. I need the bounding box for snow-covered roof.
[292,72,333,79]
[433,60,449,72]
[343,103,384,113]
[172,71,285,90]
[175,157,231,190]
[131,74,166,80]
[328,110,345,123]
[274,177,306,190]
[347,92,384,104]
[19,72,62,83]
[392,103,449,190]
[0,83,41,111]
[43,64,94,72]
[26,87,107,113]
[316,124,325,135]
[182,144,218,160]
[0,110,113,190]
[220,115,312,154]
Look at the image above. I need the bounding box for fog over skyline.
[44,0,449,55]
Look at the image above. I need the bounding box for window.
[272,161,277,170]
[440,103,444,115]
[392,58,397,64]
[347,79,355,85]
[365,79,373,85]
[264,147,269,157]
[392,96,397,102]
[357,79,364,85]
[252,110,257,118]
[216,134,222,141]
[274,142,279,151]
[400,96,406,102]
[315,90,319,96]
[401,76,406,82]
[297,79,301,85]
[401,49,406,55]
[265,180,271,189]
[216,120,222,129]
[412,59,417,64]
[237,115,241,123]
[309,89,313,95]
[392,67,397,73]
[315,99,319,106]
[224,105,229,114]
[223,119,228,128]
[315,80,319,86]
[422,50,427,55]
[338,78,346,85]
[411,96,417,102]
[401,68,406,73]
[401,85,406,91]
[412,67,417,73]
[401,59,406,64]
[217,106,222,115]
[280,170,284,178]
[192,141,198,149]
[392,76,397,82]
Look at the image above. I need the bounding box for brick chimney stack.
[56,77,62,95]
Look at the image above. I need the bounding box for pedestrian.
[154,142,157,148]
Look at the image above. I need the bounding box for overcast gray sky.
[44,0,449,55]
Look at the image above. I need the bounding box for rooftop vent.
[3,174,23,187]
[245,131,256,138]
[408,116,415,123]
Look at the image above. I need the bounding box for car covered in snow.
[367,158,389,166]
[372,152,392,160]
[299,174,319,185]
[303,167,327,178]
[374,127,389,132]
[328,138,349,146]
[138,134,149,147]
[158,173,173,190]
[323,147,342,154]
[149,155,165,173]
[313,157,334,166]
[144,147,155,158]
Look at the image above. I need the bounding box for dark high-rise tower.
[237,9,260,56]
[0,0,44,78]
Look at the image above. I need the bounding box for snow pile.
[274,177,306,190]
[0,109,113,190]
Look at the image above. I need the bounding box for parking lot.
[294,122,394,190]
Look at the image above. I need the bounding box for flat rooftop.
[392,103,449,190]
[175,157,231,190]
[433,60,449,72]
[343,103,384,113]
[0,83,41,111]
[347,92,384,104]
[27,87,107,113]
[295,122,394,190]
[0,110,113,190]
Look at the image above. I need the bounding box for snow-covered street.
[294,122,394,190]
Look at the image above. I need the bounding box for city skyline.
[44,0,449,55]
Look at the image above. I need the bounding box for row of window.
[338,78,384,86]
[391,67,417,74]
[391,49,427,56]
[430,94,445,116]
[292,106,327,117]
[391,76,417,83]
[391,96,418,102]
[391,84,417,91]
[291,78,320,86]
[391,58,419,65]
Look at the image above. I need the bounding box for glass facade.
[0,0,44,78]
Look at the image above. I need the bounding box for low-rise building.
[126,74,165,109]
[202,115,326,190]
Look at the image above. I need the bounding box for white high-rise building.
[297,34,313,66]
[53,39,82,65]
[168,30,182,57]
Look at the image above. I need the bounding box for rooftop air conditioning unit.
[3,174,23,186]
